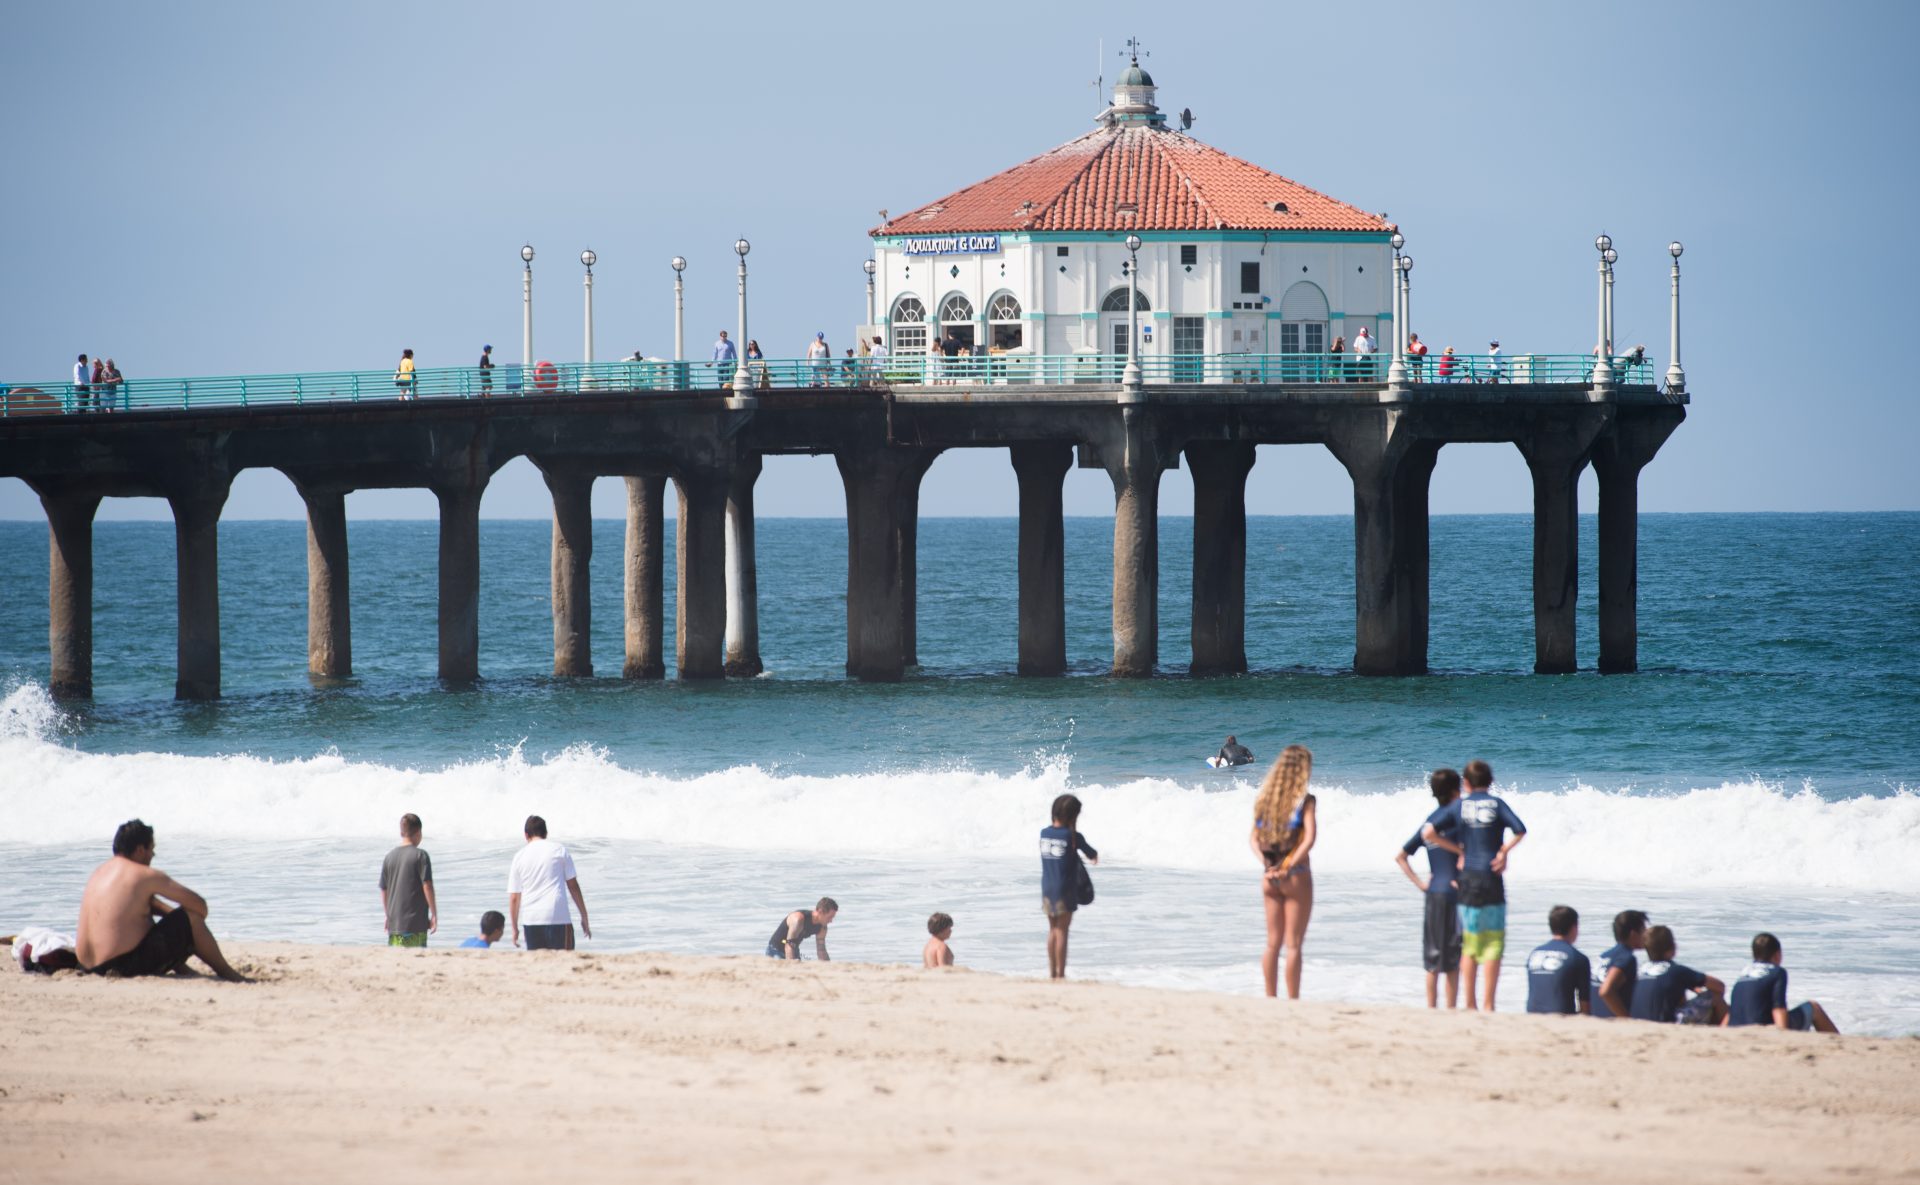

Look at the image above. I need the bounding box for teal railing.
[0,353,1657,417]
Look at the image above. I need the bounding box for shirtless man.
[76,819,247,981]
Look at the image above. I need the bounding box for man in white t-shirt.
[507,815,591,951]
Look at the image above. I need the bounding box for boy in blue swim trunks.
[1422,759,1525,1012]
[1726,932,1839,1033]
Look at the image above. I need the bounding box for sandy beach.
[3,943,1916,1184]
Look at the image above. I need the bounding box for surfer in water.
[1215,736,1255,767]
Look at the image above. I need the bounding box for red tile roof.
[872,125,1390,236]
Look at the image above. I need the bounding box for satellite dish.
[1180,107,1195,131]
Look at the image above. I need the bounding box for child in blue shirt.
[1040,794,1097,980]
[459,910,506,949]
[1726,932,1839,1033]
[1524,905,1592,1015]
[1629,925,1725,1024]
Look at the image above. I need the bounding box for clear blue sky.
[3,0,1915,521]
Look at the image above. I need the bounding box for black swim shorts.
[1422,893,1463,972]
[88,908,194,978]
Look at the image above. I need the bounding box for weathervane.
[1122,36,1149,65]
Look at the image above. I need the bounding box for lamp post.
[1123,233,1143,389]
[732,237,753,398]
[1387,231,1407,385]
[581,249,597,366]
[863,258,877,327]
[1591,233,1615,387]
[671,256,687,363]
[1400,255,1414,378]
[521,243,535,373]
[1603,245,1618,367]
[1666,240,1686,392]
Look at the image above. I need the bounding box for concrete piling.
[434,483,485,682]
[724,453,763,678]
[1186,441,1257,676]
[169,485,229,700]
[544,468,595,678]
[623,475,667,680]
[300,487,352,680]
[1011,444,1073,676]
[674,470,729,680]
[40,489,101,699]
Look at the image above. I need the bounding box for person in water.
[76,819,248,982]
[1215,735,1254,766]
[923,912,955,968]
[1250,744,1318,999]
[767,898,838,960]
[1039,794,1098,979]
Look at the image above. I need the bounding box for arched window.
[987,291,1023,351]
[1277,281,1329,356]
[890,295,927,357]
[1101,287,1150,313]
[938,293,975,323]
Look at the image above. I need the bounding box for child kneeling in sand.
[923,913,955,968]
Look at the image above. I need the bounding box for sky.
[3,0,1916,522]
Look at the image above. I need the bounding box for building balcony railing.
[0,353,1658,418]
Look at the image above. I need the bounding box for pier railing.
[0,353,1655,417]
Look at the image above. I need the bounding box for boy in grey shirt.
[379,813,437,947]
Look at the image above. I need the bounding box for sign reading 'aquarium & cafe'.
[901,234,1002,256]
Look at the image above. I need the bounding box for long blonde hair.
[1253,744,1313,845]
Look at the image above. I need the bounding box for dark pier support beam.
[1088,408,1173,679]
[1591,408,1683,674]
[297,485,352,680]
[37,488,102,699]
[724,453,764,678]
[434,481,486,683]
[542,467,595,678]
[168,479,232,700]
[1186,441,1257,676]
[674,469,730,680]
[1517,413,1611,674]
[1011,443,1073,676]
[1326,412,1435,675]
[836,446,940,682]
[622,475,667,680]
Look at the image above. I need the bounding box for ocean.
[2,512,1916,1032]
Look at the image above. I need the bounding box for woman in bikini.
[1250,744,1318,999]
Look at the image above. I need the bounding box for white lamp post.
[1603,245,1618,366]
[863,258,877,327]
[732,237,753,399]
[581,249,597,366]
[1400,255,1414,378]
[521,243,535,372]
[1387,231,1407,385]
[1666,241,1686,393]
[671,256,687,363]
[1591,233,1615,387]
[1123,233,1143,390]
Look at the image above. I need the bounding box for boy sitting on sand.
[1523,905,1592,1015]
[460,911,507,949]
[923,913,955,968]
[1629,924,1726,1024]
[1725,932,1839,1033]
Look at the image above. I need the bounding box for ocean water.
[1,512,1916,1033]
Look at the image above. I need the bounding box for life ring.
[533,360,559,391]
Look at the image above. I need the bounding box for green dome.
[1117,63,1154,87]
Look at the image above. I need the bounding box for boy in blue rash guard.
[1591,909,1648,1019]
[1039,794,1097,980]
[1726,932,1840,1033]
[1421,759,1525,1012]
[1524,905,1592,1015]
[1394,768,1464,1009]
[1629,924,1726,1024]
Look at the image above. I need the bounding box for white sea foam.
[3,681,1916,892]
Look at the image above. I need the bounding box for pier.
[0,358,1683,698]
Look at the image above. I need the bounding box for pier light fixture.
[1594,233,1611,254]
[581,249,596,270]
[1122,234,1143,391]
[1667,240,1686,393]
[1592,233,1614,387]
[864,258,877,326]
[735,237,751,258]
[733,237,753,399]
[671,256,687,364]
[581,249,597,364]
[521,243,536,370]
[1390,231,1404,251]
[1602,247,1617,266]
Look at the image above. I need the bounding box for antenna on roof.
[1093,38,1103,103]
[1179,107,1195,132]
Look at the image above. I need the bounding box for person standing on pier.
[1327,336,1345,383]
[1351,326,1375,382]
[712,329,737,384]
[807,331,831,386]
[73,353,91,411]
[1407,333,1428,382]
[395,348,416,399]
[478,344,494,397]
[507,815,591,951]
[1486,340,1504,383]
[1251,745,1318,999]
[379,812,437,948]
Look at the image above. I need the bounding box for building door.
[1172,316,1205,381]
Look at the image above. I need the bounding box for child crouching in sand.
[923,913,955,968]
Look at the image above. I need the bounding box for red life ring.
[533,360,559,391]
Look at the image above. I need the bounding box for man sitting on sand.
[767,898,838,961]
[460,911,507,949]
[1726,932,1839,1033]
[76,819,247,982]
[1215,736,1254,767]
[923,912,955,968]
[1592,909,1648,1019]
[1629,924,1726,1024]
[1524,905,1592,1015]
